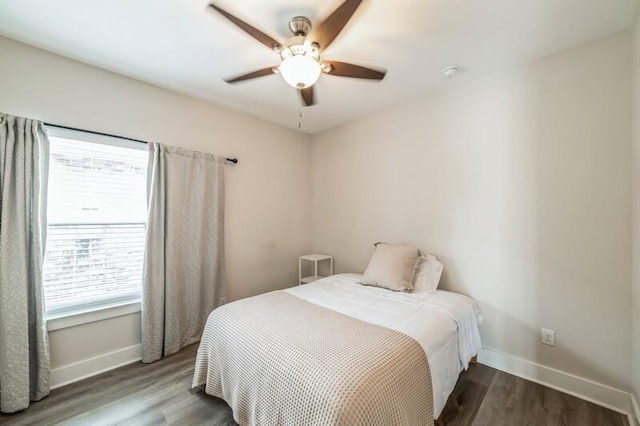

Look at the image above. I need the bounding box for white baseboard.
[478,347,637,423]
[50,344,142,390]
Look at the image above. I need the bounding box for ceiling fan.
[209,0,386,106]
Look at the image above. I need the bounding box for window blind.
[43,134,148,317]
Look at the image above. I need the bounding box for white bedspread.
[285,273,482,418]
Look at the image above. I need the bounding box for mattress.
[285,273,482,418]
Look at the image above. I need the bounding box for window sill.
[47,301,141,332]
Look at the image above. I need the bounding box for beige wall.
[0,36,312,371]
[1,26,637,396]
[633,14,640,403]
[311,31,633,390]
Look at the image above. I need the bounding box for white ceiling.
[0,0,638,134]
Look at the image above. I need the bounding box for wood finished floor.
[0,343,629,426]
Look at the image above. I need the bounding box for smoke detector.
[442,65,460,78]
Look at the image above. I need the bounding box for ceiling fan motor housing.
[280,36,319,60]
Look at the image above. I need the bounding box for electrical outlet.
[541,328,555,346]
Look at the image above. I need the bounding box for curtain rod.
[43,123,239,164]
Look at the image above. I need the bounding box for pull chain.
[297,110,303,130]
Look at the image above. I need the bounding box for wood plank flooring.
[0,344,629,425]
[439,361,629,426]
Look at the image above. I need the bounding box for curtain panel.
[142,142,226,363]
[0,113,51,413]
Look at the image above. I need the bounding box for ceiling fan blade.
[224,67,277,83]
[324,61,386,80]
[209,4,281,51]
[300,86,315,106]
[311,0,363,50]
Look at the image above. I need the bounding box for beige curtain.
[142,143,226,363]
[0,113,51,413]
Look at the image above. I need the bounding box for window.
[43,127,148,318]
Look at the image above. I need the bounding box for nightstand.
[299,254,333,285]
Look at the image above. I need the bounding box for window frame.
[43,126,148,323]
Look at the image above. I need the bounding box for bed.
[192,273,482,425]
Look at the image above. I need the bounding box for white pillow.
[412,254,443,293]
[361,243,420,292]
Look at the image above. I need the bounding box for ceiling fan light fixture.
[279,55,321,89]
[211,0,386,106]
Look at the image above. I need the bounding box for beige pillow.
[412,254,444,293]
[361,242,420,291]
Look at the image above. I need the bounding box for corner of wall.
[632,11,640,418]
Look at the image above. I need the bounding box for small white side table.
[299,254,333,285]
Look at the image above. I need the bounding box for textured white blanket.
[285,274,482,417]
[192,290,433,425]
